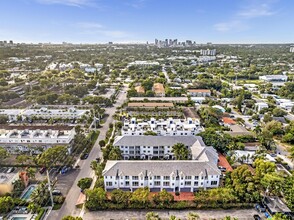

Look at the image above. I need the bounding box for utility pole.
[46,169,54,207]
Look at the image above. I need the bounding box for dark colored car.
[80,153,89,160]
[253,214,262,220]
[39,167,46,174]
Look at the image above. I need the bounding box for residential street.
[83,209,261,220]
[48,85,128,220]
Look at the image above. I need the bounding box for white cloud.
[214,20,248,32]
[35,0,95,7]
[76,22,103,29]
[76,21,130,38]
[238,3,276,18]
[127,0,146,9]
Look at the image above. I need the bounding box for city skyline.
[1,0,294,44]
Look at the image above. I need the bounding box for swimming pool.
[20,185,36,200]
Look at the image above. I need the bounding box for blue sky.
[0,0,293,43]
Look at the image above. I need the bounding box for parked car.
[60,166,71,174]
[6,167,15,173]
[255,203,266,212]
[52,189,62,195]
[80,153,89,160]
[253,214,262,220]
[39,167,46,174]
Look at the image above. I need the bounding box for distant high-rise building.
[108,42,113,45]
[9,40,13,44]
[165,39,168,47]
[186,40,192,46]
[290,46,294,53]
[155,39,158,46]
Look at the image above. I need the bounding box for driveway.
[83,209,261,220]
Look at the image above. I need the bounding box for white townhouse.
[113,135,216,161]
[103,143,220,193]
[0,107,89,122]
[121,117,203,136]
[0,127,75,154]
[187,89,211,97]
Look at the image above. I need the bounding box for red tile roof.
[222,117,236,125]
[218,153,233,171]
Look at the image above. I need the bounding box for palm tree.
[30,182,50,206]
[172,143,189,160]
[253,125,262,135]
[187,212,200,220]
[146,212,160,220]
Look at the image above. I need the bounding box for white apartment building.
[113,135,216,161]
[122,117,203,136]
[104,138,220,193]
[200,49,216,56]
[0,127,75,154]
[127,61,160,67]
[0,107,89,122]
[259,75,288,82]
[187,89,211,97]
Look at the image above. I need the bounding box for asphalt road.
[48,86,128,220]
[83,208,261,220]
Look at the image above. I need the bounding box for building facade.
[103,160,220,192]
[0,107,89,122]
[0,127,75,154]
[187,89,211,97]
[121,117,203,136]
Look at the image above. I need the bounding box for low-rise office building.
[122,117,203,136]
[259,75,288,82]
[152,83,165,97]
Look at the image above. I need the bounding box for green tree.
[0,196,14,214]
[110,189,131,206]
[77,178,93,191]
[27,167,37,180]
[130,187,150,205]
[11,179,26,197]
[187,212,200,220]
[146,212,160,220]
[99,140,106,148]
[16,155,31,165]
[108,146,122,160]
[152,189,174,206]
[264,121,284,135]
[172,143,189,160]
[0,115,8,124]
[85,187,107,210]
[271,213,290,220]
[0,147,9,161]
[38,145,68,167]
[30,182,50,206]
[62,216,83,220]
[272,108,287,117]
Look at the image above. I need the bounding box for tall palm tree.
[30,182,50,206]
[172,143,189,160]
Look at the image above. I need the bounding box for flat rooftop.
[128,102,174,108]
